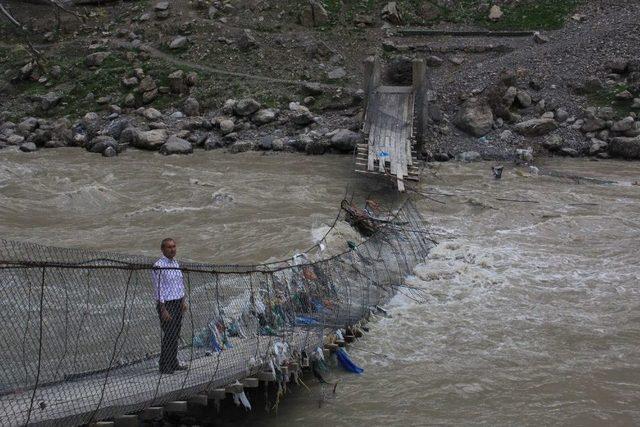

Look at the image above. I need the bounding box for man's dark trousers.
[157,298,183,373]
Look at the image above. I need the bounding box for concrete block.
[241,377,259,388]
[140,407,163,421]
[208,388,226,400]
[188,394,208,406]
[114,414,138,427]
[165,401,188,414]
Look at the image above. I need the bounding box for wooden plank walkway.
[0,331,318,426]
[357,85,420,191]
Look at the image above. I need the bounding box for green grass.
[587,83,635,119]
[398,0,581,30]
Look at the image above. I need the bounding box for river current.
[1,147,639,425]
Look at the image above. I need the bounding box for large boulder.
[183,97,200,117]
[169,36,187,49]
[252,108,277,125]
[39,92,62,111]
[454,98,494,137]
[85,51,110,68]
[87,135,118,154]
[234,98,261,116]
[228,140,253,153]
[608,137,640,159]
[298,1,329,27]
[19,142,37,152]
[514,118,557,136]
[18,117,39,135]
[611,117,635,133]
[132,129,168,150]
[330,129,362,152]
[160,135,193,155]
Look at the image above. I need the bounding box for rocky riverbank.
[1,0,639,162]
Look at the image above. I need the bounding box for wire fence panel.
[0,199,433,426]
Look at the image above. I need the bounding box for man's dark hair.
[161,238,175,249]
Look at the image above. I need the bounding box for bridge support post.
[362,56,381,121]
[412,59,427,157]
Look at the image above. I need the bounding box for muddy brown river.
[1,147,639,425]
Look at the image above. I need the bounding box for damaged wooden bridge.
[355,57,426,192]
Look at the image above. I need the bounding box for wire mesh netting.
[0,199,432,426]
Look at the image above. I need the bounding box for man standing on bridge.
[152,238,188,374]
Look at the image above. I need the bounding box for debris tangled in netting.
[0,198,433,426]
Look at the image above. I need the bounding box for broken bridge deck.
[355,58,424,192]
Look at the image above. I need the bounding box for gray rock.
[292,110,315,126]
[330,129,362,152]
[143,108,163,120]
[142,89,158,104]
[533,32,549,44]
[40,92,62,111]
[489,5,503,20]
[19,142,37,152]
[237,29,257,50]
[132,129,168,150]
[168,70,185,94]
[18,117,39,135]
[139,76,157,93]
[302,82,324,96]
[101,118,130,139]
[228,140,253,153]
[219,119,235,134]
[85,51,110,67]
[515,118,558,136]
[589,138,608,155]
[122,76,139,88]
[154,1,169,11]
[102,146,117,157]
[381,2,402,25]
[7,134,24,145]
[556,108,569,122]
[581,116,607,132]
[611,117,635,132]
[624,122,640,137]
[88,135,117,154]
[183,97,200,117]
[608,59,629,74]
[515,90,532,108]
[560,147,580,157]
[305,139,326,155]
[615,90,634,100]
[82,112,101,138]
[632,98,640,109]
[160,135,193,155]
[543,134,564,151]
[516,148,534,162]
[207,6,219,19]
[433,152,450,162]
[234,98,261,116]
[456,151,481,162]
[499,129,514,142]
[596,107,616,120]
[119,127,139,144]
[454,98,494,137]
[252,109,277,125]
[169,36,188,49]
[272,138,285,151]
[327,67,347,80]
[608,136,640,159]
[298,1,329,27]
